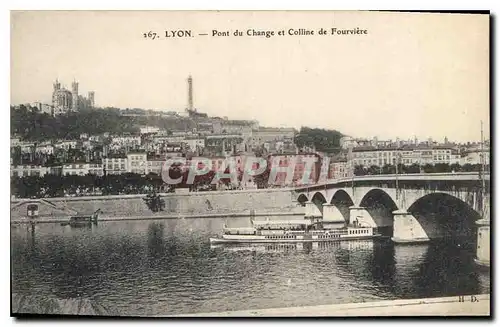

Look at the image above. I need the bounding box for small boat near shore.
[210,215,381,245]
[61,209,101,227]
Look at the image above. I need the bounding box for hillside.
[10,106,195,141]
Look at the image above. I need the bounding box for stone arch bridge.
[294,172,490,243]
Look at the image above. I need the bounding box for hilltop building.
[52,79,95,115]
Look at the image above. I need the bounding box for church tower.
[53,79,61,91]
[71,81,79,111]
[52,79,61,108]
[88,91,95,108]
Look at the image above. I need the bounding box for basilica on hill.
[52,79,95,115]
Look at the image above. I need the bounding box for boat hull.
[61,222,93,227]
[209,234,381,244]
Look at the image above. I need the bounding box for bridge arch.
[359,188,399,235]
[296,193,309,206]
[330,189,355,224]
[407,192,481,241]
[311,191,327,215]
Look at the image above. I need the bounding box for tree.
[405,163,421,174]
[450,163,462,173]
[367,165,381,175]
[253,163,271,188]
[381,164,396,175]
[143,191,166,212]
[422,164,436,173]
[396,163,405,174]
[434,163,451,173]
[253,145,266,158]
[353,165,366,176]
[193,170,216,190]
[294,127,344,153]
[462,164,481,172]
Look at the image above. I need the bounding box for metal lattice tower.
[187,75,194,111]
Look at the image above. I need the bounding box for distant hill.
[10,106,196,141]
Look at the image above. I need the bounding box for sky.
[10,11,490,142]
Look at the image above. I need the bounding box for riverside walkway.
[169,294,490,317]
[10,209,303,224]
[11,293,489,317]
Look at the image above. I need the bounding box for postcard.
[10,10,490,317]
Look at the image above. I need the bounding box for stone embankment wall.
[11,189,302,221]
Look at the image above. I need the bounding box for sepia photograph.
[9,10,491,317]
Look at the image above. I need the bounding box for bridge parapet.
[295,172,490,193]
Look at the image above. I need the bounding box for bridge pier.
[304,201,322,218]
[322,204,346,229]
[391,210,430,244]
[349,206,377,228]
[474,219,490,267]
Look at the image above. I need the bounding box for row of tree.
[353,163,487,176]
[10,165,244,198]
[11,173,167,198]
[12,160,487,198]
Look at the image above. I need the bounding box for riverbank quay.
[11,188,301,223]
[168,294,491,317]
[10,210,303,224]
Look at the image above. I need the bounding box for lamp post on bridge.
[475,120,490,267]
[480,120,487,202]
[395,152,402,201]
[348,146,355,195]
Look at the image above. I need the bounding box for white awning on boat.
[223,227,256,232]
[252,220,312,226]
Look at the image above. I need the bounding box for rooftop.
[104,154,127,159]
[258,127,296,132]
[352,144,456,152]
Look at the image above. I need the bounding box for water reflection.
[410,242,484,298]
[147,222,165,258]
[11,218,490,316]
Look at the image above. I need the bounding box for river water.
[11,217,490,316]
